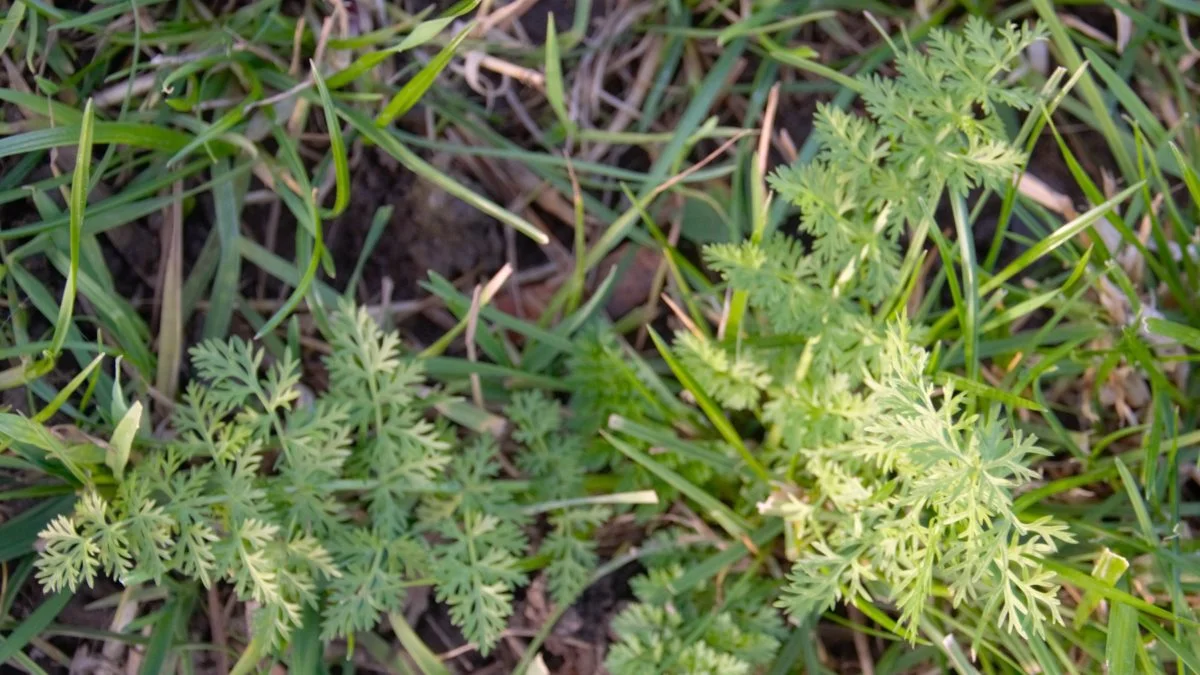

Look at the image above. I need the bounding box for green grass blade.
[377,23,473,128]
[982,183,1142,294]
[936,373,1044,412]
[337,106,547,244]
[665,520,782,599]
[950,193,979,382]
[1029,0,1134,176]
[202,159,245,339]
[1083,48,1166,144]
[1042,560,1198,626]
[1105,602,1138,675]
[45,98,94,361]
[1138,616,1200,672]
[389,613,451,675]
[543,16,570,133]
[584,39,748,268]
[607,415,736,471]
[601,431,749,539]
[646,328,771,483]
[0,591,71,665]
[31,354,104,424]
[396,0,479,52]
[0,122,227,162]
[344,205,392,300]
[313,65,350,218]
[1144,317,1200,352]
[139,590,196,675]
[254,188,324,341]
[0,1,27,56]
[0,496,74,563]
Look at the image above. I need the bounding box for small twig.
[472,0,539,37]
[465,264,514,407]
[463,52,545,88]
[849,605,876,675]
[662,293,701,337]
[208,586,230,675]
[92,74,158,107]
[289,12,306,76]
[756,83,781,189]
[649,130,757,200]
[465,285,486,407]
[243,77,314,114]
[95,587,136,667]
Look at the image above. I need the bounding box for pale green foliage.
[675,332,771,410]
[605,564,785,675]
[709,19,1065,640]
[35,303,607,656]
[769,328,1073,639]
[599,17,1070,657]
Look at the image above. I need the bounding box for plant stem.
[229,633,267,675]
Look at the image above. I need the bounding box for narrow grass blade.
[202,159,244,339]
[255,132,325,340]
[345,205,392,299]
[0,496,74,562]
[1144,318,1200,352]
[422,357,565,391]
[155,185,184,402]
[601,431,749,539]
[523,491,658,515]
[1168,143,1200,208]
[0,122,229,160]
[312,66,349,219]
[1029,0,1134,176]
[1105,601,1138,675]
[289,606,324,675]
[664,520,782,599]
[585,39,748,268]
[982,183,1142,294]
[139,590,196,675]
[543,16,570,132]
[717,10,834,44]
[646,328,771,483]
[30,354,104,424]
[49,0,171,31]
[389,614,451,675]
[935,373,1045,412]
[607,415,736,470]
[761,37,864,93]
[1043,560,1198,626]
[0,89,82,126]
[421,273,573,353]
[0,1,27,56]
[1138,616,1200,672]
[46,99,94,360]
[950,193,979,382]
[0,591,71,665]
[1084,48,1166,144]
[396,0,479,52]
[377,24,473,128]
[337,106,547,244]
